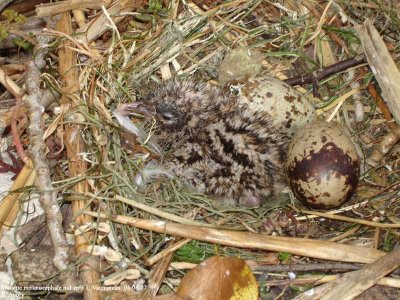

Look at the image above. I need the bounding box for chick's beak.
[115,102,156,118]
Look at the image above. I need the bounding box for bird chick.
[121,79,290,207]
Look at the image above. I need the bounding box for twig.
[285,56,366,86]
[85,211,386,264]
[139,252,174,299]
[299,209,400,228]
[328,225,360,242]
[319,248,400,300]
[10,104,29,164]
[295,201,369,221]
[25,52,77,289]
[36,0,110,17]
[367,82,398,130]
[147,239,191,266]
[110,193,218,228]
[267,274,400,289]
[252,262,363,273]
[3,167,36,227]
[0,155,21,175]
[0,67,25,98]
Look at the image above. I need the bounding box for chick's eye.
[160,112,174,121]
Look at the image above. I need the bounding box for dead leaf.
[176,256,258,300]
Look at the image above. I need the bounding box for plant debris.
[0,0,399,299]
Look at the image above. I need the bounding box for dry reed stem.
[300,209,400,228]
[0,67,25,99]
[324,88,361,121]
[73,10,87,28]
[295,200,369,221]
[112,194,218,227]
[139,253,175,299]
[0,163,34,237]
[76,0,138,44]
[85,211,386,264]
[319,248,400,300]
[166,262,400,288]
[357,19,400,125]
[328,225,361,242]
[267,274,400,289]
[3,167,37,228]
[56,13,100,300]
[36,0,111,17]
[147,239,192,266]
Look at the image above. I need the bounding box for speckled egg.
[285,121,360,209]
[232,76,317,136]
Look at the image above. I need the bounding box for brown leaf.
[176,256,258,300]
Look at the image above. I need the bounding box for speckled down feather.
[140,79,290,206]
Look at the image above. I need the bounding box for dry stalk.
[357,19,400,125]
[72,10,87,28]
[36,0,111,17]
[85,211,386,264]
[76,0,140,44]
[302,0,348,53]
[0,164,34,237]
[147,239,192,266]
[112,194,217,227]
[328,225,361,242]
[3,167,37,228]
[267,274,400,289]
[0,67,25,99]
[139,253,175,299]
[56,13,100,299]
[295,200,369,221]
[167,262,400,288]
[300,209,400,228]
[295,248,400,300]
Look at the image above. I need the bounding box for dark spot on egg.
[285,121,360,209]
[284,95,296,103]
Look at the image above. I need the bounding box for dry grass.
[2,0,400,297]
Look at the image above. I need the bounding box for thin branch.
[285,56,366,86]
[24,33,78,289]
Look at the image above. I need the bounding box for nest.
[0,0,399,299]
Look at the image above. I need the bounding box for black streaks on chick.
[139,79,290,206]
